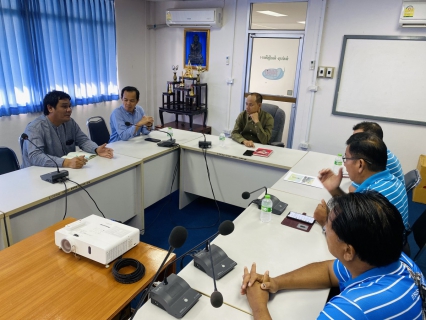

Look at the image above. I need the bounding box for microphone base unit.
[193,244,237,280]
[40,170,69,184]
[251,193,288,215]
[198,140,212,149]
[150,273,201,319]
[157,139,176,148]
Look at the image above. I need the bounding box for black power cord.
[61,179,68,220]
[66,178,106,218]
[113,258,146,284]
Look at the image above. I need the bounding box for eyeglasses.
[342,156,372,164]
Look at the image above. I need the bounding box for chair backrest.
[261,103,285,143]
[86,116,110,145]
[412,208,426,261]
[404,169,421,192]
[0,147,20,175]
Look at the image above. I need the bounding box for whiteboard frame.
[332,35,426,126]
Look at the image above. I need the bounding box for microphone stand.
[21,133,69,183]
[124,121,175,147]
[198,131,211,149]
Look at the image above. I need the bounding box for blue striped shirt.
[319,254,424,319]
[352,149,404,188]
[356,169,409,229]
[387,149,404,184]
[109,105,150,142]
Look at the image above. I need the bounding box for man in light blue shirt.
[241,192,424,320]
[109,86,154,143]
[22,90,114,169]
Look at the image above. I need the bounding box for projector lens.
[61,238,73,253]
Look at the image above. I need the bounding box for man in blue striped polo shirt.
[314,132,409,230]
[241,192,424,319]
[349,121,404,192]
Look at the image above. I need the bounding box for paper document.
[62,152,97,160]
[283,171,323,189]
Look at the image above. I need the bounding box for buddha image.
[188,34,204,65]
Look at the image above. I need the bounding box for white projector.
[55,215,140,266]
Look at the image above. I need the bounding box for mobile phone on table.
[243,150,254,156]
[287,211,315,225]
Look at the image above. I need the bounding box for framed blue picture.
[184,29,209,70]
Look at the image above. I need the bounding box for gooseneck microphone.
[20,133,69,183]
[130,226,188,320]
[125,121,175,147]
[242,186,289,215]
[198,131,211,149]
[242,186,268,200]
[151,220,234,315]
[207,240,223,308]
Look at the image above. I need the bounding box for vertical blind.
[0,0,118,117]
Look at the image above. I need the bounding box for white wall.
[293,0,426,172]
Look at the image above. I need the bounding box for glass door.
[245,34,304,147]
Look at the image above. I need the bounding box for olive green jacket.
[231,110,273,144]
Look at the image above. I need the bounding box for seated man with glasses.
[22,90,114,169]
[349,121,404,192]
[314,132,409,231]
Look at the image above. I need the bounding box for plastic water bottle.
[333,153,343,174]
[219,132,226,147]
[167,127,173,139]
[260,195,272,223]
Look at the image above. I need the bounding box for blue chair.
[86,116,110,145]
[261,103,286,147]
[405,169,421,192]
[0,147,20,175]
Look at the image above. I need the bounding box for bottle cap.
[265,194,270,199]
[337,153,342,156]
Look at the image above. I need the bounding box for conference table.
[0,217,176,320]
[177,188,334,319]
[0,153,143,246]
[270,151,352,201]
[179,135,307,209]
[108,129,201,209]
[135,295,252,319]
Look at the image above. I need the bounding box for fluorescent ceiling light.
[257,10,287,17]
[297,21,306,24]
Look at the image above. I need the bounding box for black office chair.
[405,169,421,193]
[86,116,110,145]
[261,103,286,148]
[411,209,426,262]
[0,147,20,175]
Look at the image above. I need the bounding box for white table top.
[108,129,201,161]
[179,135,307,170]
[271,151,352,201]
[134,296,252,320]
[178,188,333,319]
[0,153,141,216]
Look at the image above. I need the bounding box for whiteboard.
[332,35,426,126]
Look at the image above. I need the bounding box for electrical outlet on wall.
[317,67,325,78]
[326,67,334,78]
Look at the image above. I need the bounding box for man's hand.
[249,112,259,123]
[241,263,279,295]
[136,115,154,127]
[63,156,87,169]
[314,199,329,227]
[243,140,255,148]
[96,143,114,159]
[318,168,343,194]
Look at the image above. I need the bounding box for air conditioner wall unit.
[166,8,223,28]
[400,1,426,27]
